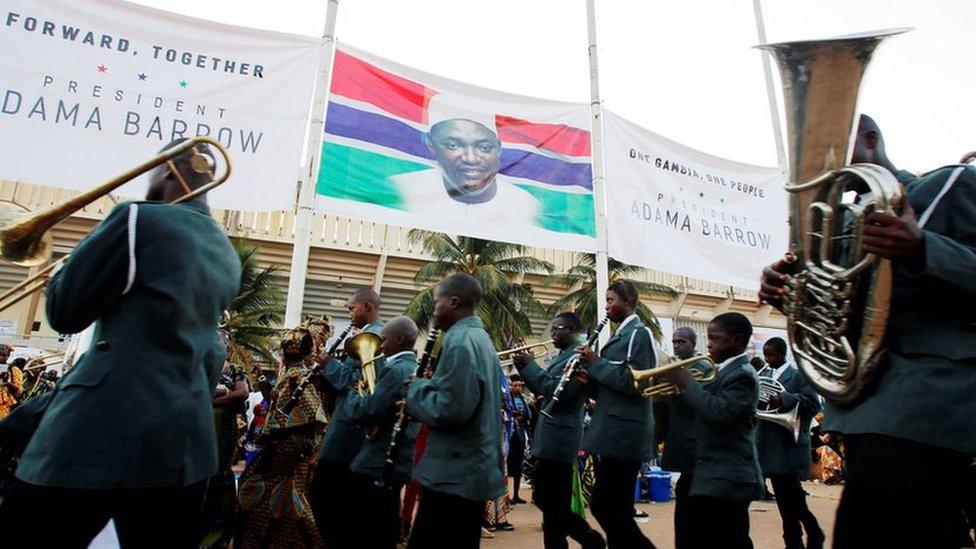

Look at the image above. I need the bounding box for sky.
[130,0,974,172]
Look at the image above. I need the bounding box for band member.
[653,327,709,548]
[344,316,420,549]
[0,138,241,547]
[576,279,656,549]
[760,114,976,548]
[237,331,327,549]
[309,287,384,547]
[512,312,606,549]
[405,274,504,549]
[662,313,761,549]
[756,337,824,549]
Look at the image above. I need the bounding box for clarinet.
[375,327,440,489]
[277,324,354,416]
[541,317,610,419]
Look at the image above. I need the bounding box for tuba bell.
[758,29,909,404]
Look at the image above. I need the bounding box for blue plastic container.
[648,468,672,502]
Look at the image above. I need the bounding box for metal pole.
[752,0,788,171]
[586,0,610,346]
[284,0,339,327]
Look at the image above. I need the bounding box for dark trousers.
[310,460,357,548]
[534,458,598,549]
[673,472,693,549]
[507,430,526,498]
[408,486,484,549]
[350,473,402,549]
[834,434,973,549]
[590,457,655,549]
[769,474,823,548]
[685,495,752,549]
[0,479,206,548]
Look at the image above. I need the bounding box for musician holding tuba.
[573,279,656,549]
[308,287,384,548]
[755,337,824,549]
[761,115,976,548]
[510,312,607,549]
[342,316,420,549]
[0,138,241,547]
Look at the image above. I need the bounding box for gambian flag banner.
[316,43,597,252]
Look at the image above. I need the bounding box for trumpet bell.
[631,354,718,399]
[0,201,53,267]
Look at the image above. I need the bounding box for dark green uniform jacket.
[345,350,417,485]
[405,316,505,502]
[317,320,384,465]
[582,315,656,462]
[519,347,585,464]
[756,365,819,477]
[655,359,711,474]
[681,354,762,500]
[18,200,240,489]
[825,165,976,454]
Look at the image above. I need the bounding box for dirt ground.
[482,481,842,549]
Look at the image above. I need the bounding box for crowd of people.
[0,106,970,549]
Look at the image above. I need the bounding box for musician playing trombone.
[0,138,241,547]
[308,287,384,548]
[511,312,607,549]
[343,316,420,549]
[573,279,656,549]
[756,337,823,549]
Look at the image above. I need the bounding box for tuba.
[758,29,909,404]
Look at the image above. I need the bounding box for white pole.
[586,0,610,346]
[284,0,339,327]
[752,0,787,171]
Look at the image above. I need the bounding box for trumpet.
[0,136,232,313]
[498,340,554,368]
[631,355,718,399]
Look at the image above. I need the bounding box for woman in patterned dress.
[236,331,328,548]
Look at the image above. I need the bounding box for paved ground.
[482,481,842,549]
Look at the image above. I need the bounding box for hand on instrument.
[571,369,591,385]
[768,394,783,409]
[575,345,597,365]
[758,253,797,306]
[862,196,924,261]
[661,366,692,389]
[315,351,335,366]
[392,400,406,422]
[511,350,530,368]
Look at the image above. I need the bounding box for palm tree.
[404,230,554,348]
[221,241,285,370]
[544,253,676,340]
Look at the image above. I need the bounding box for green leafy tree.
[405,230,554,348]
[221,241,284,370]
[544,253,676,340]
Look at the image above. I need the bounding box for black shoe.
[482,520,496,532]
[495,521,516,531]
[633,508,649,518]
[580,529,607,549]
[511,496,527,504]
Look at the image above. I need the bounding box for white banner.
[604,112,788,290]
[0,0,320,211]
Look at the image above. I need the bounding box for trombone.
[498,340,555,368]
[0,136,232,313]
[631,354,718,399]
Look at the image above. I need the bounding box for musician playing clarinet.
[344,316,420,549]
[405,274,504,549]
[511,312,606,549]
[575,279,657,549]
[308,288,384,547]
